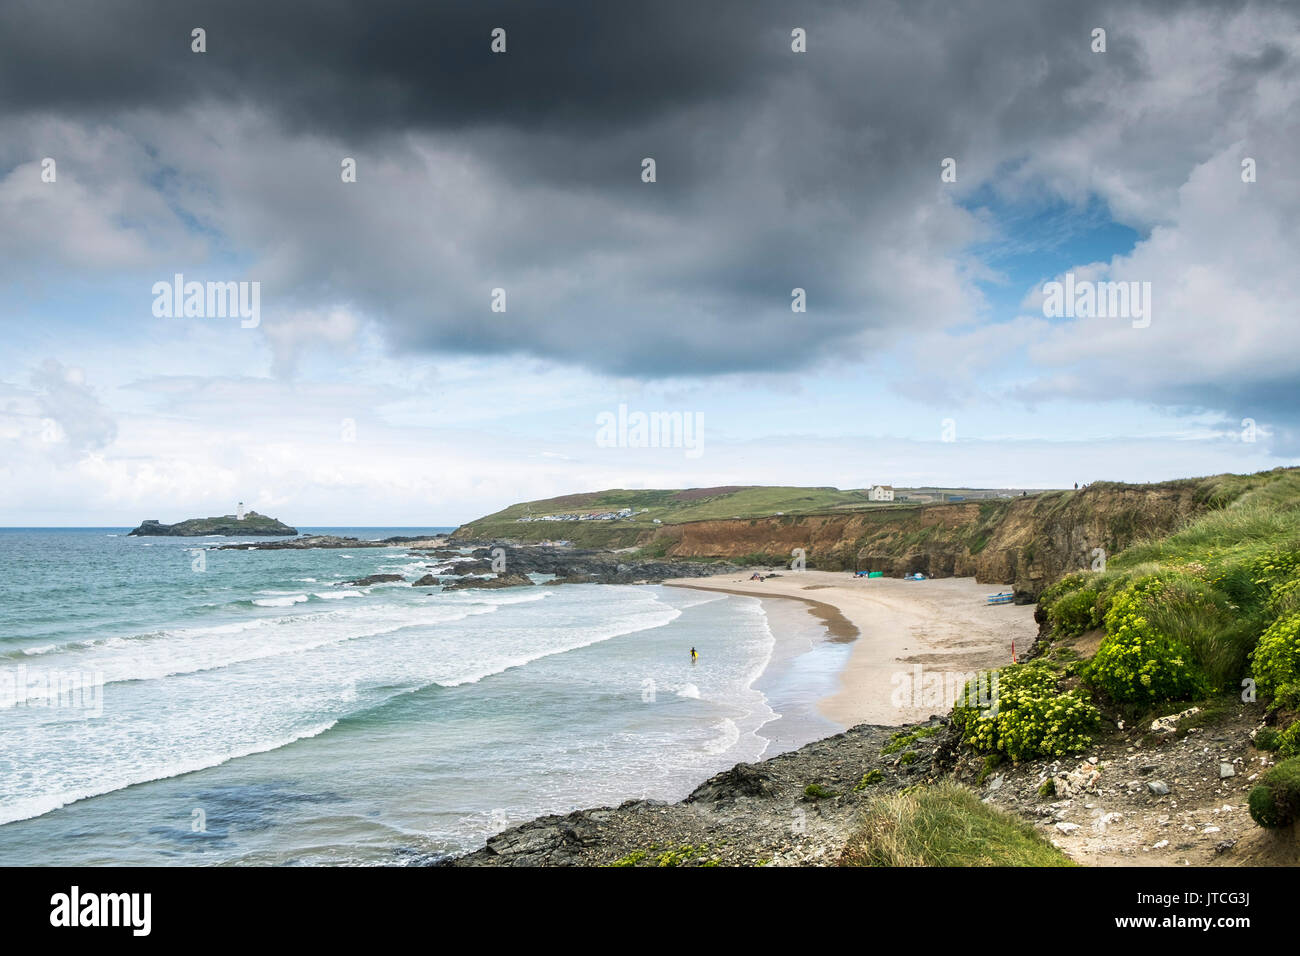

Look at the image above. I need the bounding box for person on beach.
[690,647,698,663]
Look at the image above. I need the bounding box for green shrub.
[654,844,720,867]
[1251,611,1300,707]
[1039,572,1088,609]
[1085,580,1208,704]
[1048,588,1101,636]
[1276,722,1300,759]
[1091,569,1137,626]
[1255,727,1281,752]
[881,725,939,755]
[804,783,839,799]
[1206,545,1300,616]
[1248,756,1300,829]
[952,664,1100,762]
[1267,575,1300,618]
[1249,546,1300,593]
[607,848,649,867]
[854,769,884,791]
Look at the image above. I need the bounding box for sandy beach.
[664,570,1038,727]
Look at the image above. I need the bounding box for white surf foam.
[0,719,340,827]
[253,594,309,607]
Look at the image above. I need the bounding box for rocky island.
[127,511,298,536]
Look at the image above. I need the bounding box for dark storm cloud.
[2,0,1298,415]
[0,0,791,133]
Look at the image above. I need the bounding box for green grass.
[840,782,1076,867]
[468,485,876,527]
[451,484,919,544]
[1111,471,1300,571]
[1141,577,1258,690]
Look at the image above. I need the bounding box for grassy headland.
[451,485,889,548]
[452,470,1298,599]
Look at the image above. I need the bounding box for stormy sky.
[1,0,1297,523]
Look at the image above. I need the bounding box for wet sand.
[665,570,1038,727]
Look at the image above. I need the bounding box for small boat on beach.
[986,591,1014,605]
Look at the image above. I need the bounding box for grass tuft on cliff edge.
[839,782,1075,867]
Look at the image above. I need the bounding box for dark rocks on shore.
[419,548,464,559]
[218,534,447,551]
[685,763,778,804]
[411,574,441,587]
[219,535,368,550]
[451,696,1279,867]
[441,559,495,575]
[348,573,405,587]
[456,544,739,585]
[461,808,616,866]
[441,572,535,591]
[448,720,930,867]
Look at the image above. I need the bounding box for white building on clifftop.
[869,485,894,502]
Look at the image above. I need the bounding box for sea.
[0,528,849,865]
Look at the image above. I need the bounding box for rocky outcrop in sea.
[441,572,536,590]
[462,545,740,584]
[128,512,298,536]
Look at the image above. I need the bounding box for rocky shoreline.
[446,696,1294,867]
[419,544,740,589]
[443,584,1294,867]
[448,719,944,867]
[215,538,741,588]
[472,545,741,584]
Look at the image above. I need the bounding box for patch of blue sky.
[960,185,1143,324]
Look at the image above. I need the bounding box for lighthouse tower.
[237,500,246,520]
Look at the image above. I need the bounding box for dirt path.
[954,701,1300,866]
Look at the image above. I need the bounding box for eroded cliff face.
[650,483,1213,598]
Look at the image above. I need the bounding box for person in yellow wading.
[690,646,698,663]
